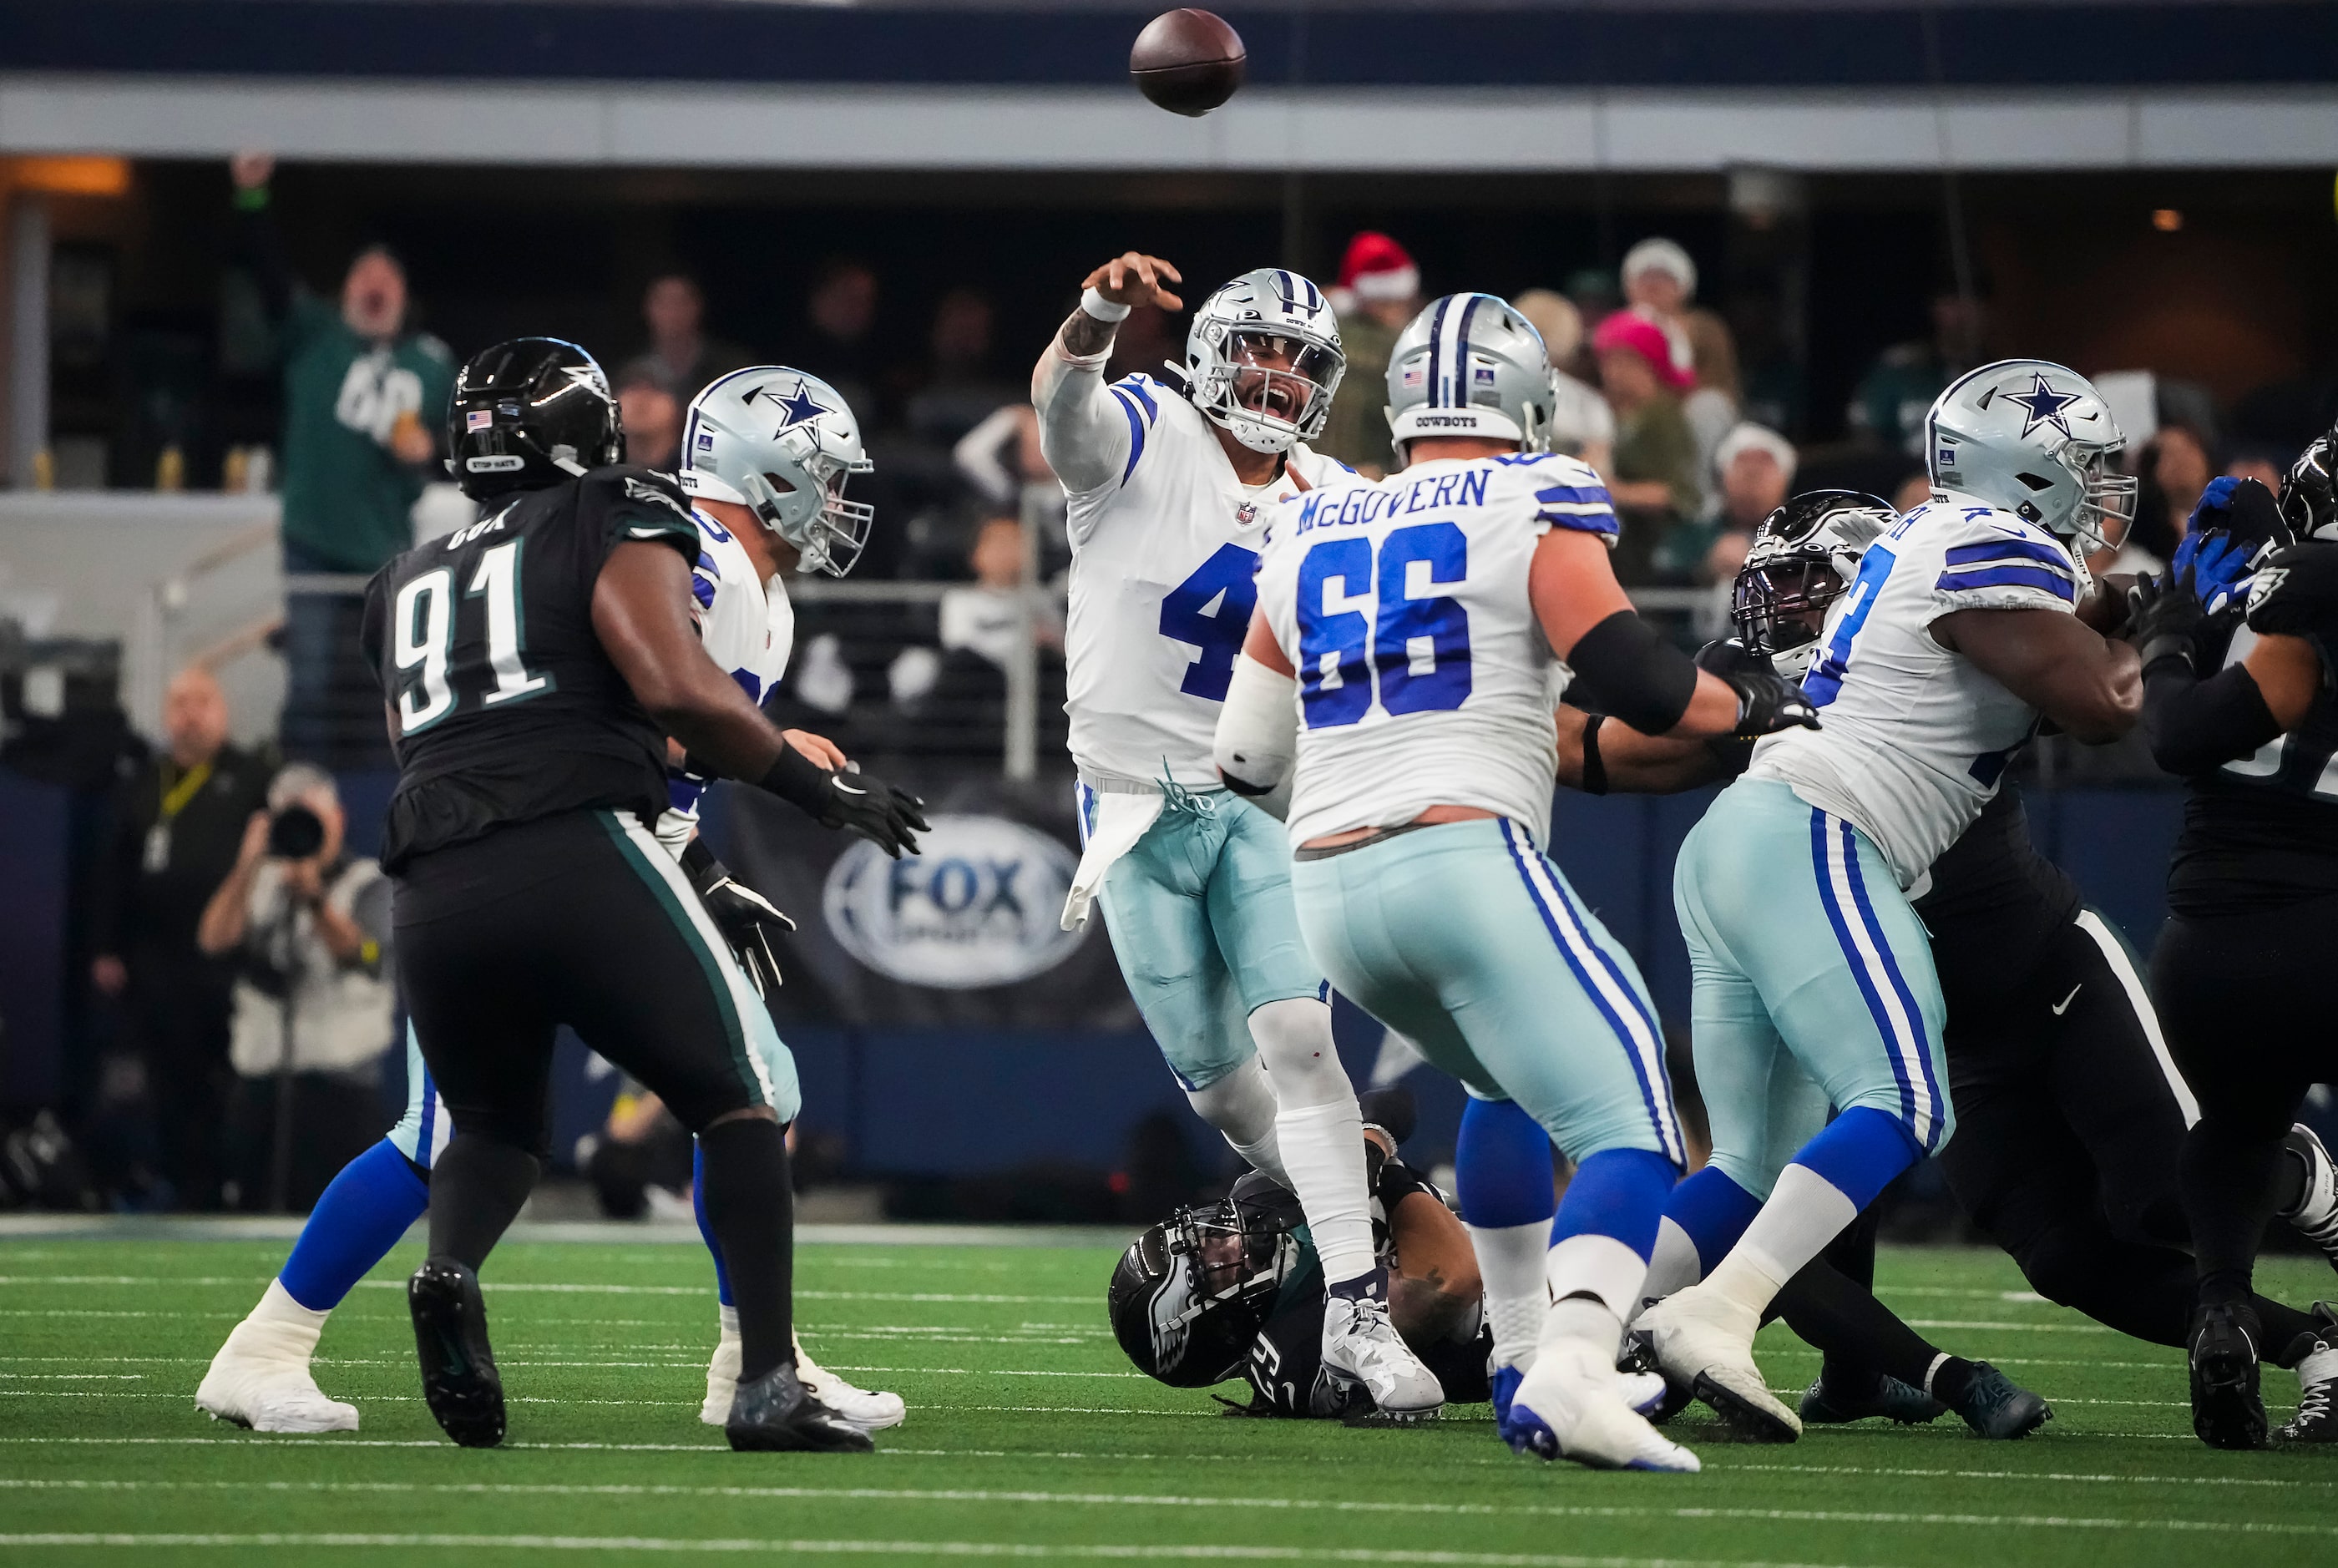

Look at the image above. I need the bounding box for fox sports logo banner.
[822,814,1086,989]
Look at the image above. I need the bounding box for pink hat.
[1592,310,1694,391]
[1333,231,1420,306]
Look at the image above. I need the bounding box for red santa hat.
[1329,231,1420,313]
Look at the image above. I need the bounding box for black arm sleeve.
[229,200,296,323]
[1564,609,1701,736]
[2142,657,2283,776]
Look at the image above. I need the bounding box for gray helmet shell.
[1924,358,2136,551]
[1185,269,1345,455]
[679,367,875,578]
[1385,294,1557,456]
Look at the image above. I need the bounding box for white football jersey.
[656,507,797,853]
[1063,374,1349,788]
[1745,493,2088,888]
[1252,453,1619,847]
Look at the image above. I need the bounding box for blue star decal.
[2000,372,2082,442]
[744,380,830,434]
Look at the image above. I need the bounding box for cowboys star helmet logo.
[743,380,831,436]
[1999,372,2084,442]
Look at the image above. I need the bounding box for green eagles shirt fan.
[359,467,701,874]
[281,294,456,573]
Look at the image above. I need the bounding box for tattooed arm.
[1032,252,1184,495]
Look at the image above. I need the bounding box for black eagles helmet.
[2280,428,2338,549]
[1730,489,1897,676]
[447,337,625,500]
[1107,1191,1300,1388]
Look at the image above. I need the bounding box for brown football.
[1130,8,1247,118]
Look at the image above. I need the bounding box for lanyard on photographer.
[141,760,213,874]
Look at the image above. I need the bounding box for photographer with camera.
[197,764,394,1211]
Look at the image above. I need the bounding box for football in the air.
[1130,9,1247,118]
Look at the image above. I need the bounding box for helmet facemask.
[1110,1200,1296,1388]
[1733,559,1845,679]
[1197,329,1343,454]
[2067,443,2138,554]
[2280,432,2338,544]
[736,448,874,579]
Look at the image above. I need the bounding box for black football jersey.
[1913,787,2082,1009]
[2168,541,2338,915]
[359,466,701,874]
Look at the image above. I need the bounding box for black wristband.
[677,835,718,882]
[1580,714,1610,797]
[757,744,833,815]
[2138,633,2195,674]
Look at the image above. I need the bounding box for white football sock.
[1637,1215,1705,1313]
[1248,998,1374,1286]
[1543,1293,1625,1363]
[1705,1164,1860,1318]
[1185,1055,1287,1186]
[1468,1219,1551,1372]
[250,1277,330,1337]
[718,1302,740,1341]
[1542,1232,1649,1338]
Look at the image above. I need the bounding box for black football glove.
[680,841,794,998]
[817,765,929,859]
[1723,665,1820,739]
[2126,573,2206,673]
[1694,637,1767,679]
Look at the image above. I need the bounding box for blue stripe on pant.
[1673,777,1952,1200]
[1289,817,1683,1166]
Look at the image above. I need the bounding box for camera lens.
[267,804,325,859]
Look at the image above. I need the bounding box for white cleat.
[1636,1285,1800,1442]
[196,1318,357,1434]
[2283,1125,2338,1272]
[701,1319,905,1434]
[1507,1341,1699,1472]
[796,1336,906,1433]
[1322,1292,1444,1420]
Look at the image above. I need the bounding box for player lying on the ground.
[198,361,906,1439]
[1628,361,2143,1445]
[1038,252,1442,1419]
[1217,292,1817,1472]
[1566,488,2335,1441]
[2131,441,2338,1447]
[1110,1091,1668,1421]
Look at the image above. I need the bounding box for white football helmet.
[1384,294,1558,456]
[679,367,874,577]
[1730,490,1896,678]
[1184,269,1345,454]
[1924,358,2136,552]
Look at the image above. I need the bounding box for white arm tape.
[1214,653,1300,811]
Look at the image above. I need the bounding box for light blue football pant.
[1673,776,1954,1201]
[1076,784,1325,1091]
[1288,817,1687,1167]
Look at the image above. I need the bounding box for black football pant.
[396,808,799,1383]
[2156,893,2338,1342]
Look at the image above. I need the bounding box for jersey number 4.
[1159,542,1260,702]
[1297,521,1471,729]
[393,539,553,733]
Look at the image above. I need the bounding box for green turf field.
[3,1230,2335,1565]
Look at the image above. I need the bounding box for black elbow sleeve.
[2143,660,2282,776]
[1566,610,1701,736]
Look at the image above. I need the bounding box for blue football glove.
[2171,529,2254,616]
[2184,475,2243,535]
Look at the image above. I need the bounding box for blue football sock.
[693,1140,733,1308]
[1455,1096,1556,1229]
[1665,1165,1764,1274]
[1789,1106,1923,1212]
[277,1140,428,1313]
[1551,1147,1677,1261]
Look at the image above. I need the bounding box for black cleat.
[726,1359,876,1453]
[2279,1303,2338,1444]
[1946,1362,2051,1439]
[1618,1332,1695,1426]
[1800,1368,1946,1427]
[408,1258,505,1449]
[2190,1301,2269,1450]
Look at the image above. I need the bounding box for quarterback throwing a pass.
[1216,293,1818,1470]
[1035,253,1440,1416]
